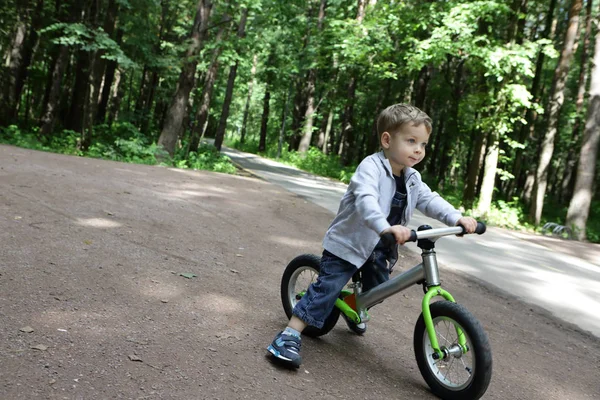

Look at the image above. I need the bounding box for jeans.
[292,244,395,329]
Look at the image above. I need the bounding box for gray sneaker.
[267,331,302,368]
[342,313,367,335]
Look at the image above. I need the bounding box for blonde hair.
[377,104,432,139]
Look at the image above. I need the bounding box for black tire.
[280,254,341,337]
[414,301,492,400]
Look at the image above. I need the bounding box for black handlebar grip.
[475,222,486,235]
[381,233,396,247]
[408,230,417,242]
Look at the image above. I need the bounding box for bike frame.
[334,226,469,359]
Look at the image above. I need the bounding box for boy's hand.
[456,217,477,234]
[381,225,412,245]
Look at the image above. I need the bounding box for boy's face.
[381,123,430,174]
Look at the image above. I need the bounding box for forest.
[0,0,598,241]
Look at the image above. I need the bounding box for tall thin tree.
[565,11,600,240]
[530,0,583,224]
[214,7,249,152]
[157,0,212,157]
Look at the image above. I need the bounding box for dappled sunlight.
[470,239,524,253]
[436,242,600,336]
[195,292,246,315]
[137,281,183,301]
[545,251,600,274]
[161,181,235,195]
[169,189,216,200]
[268,235,322,250]
[75,217,122,228]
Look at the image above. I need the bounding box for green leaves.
[41,23,135,68]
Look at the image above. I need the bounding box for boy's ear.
[380,131,391,149]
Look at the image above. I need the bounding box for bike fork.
[422,286,468,359]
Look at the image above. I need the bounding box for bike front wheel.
[414,301,492,400]
[280,254,340,337]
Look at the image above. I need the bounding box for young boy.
[267,104,477,368]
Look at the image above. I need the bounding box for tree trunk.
[298,69,317,153]
[463,130,486,208]
[475,132,500,216]
[107,69,123,126]
[530,0,583,224]
[507,0,557,199]
[565,24,600,241]
[65,50,91,134]
[338,0,367,165]
[298,0,327,153]
[339,74,358,164]
[2,7,28,125]
[213,8,249,152]
[157,0,212,157]
[11,0,44,123]
[240,54,258,144]
[559,0,594,203]
[507,0,528,44]
[289,78,307,150]
[96,29,123,124]
[188,28,225,154]
[77,0,102,151]
[277,81,294,158]
[258,86,270,152]
[39,46,70,137]
[90,0,118,124]
[321,109,334,154]
[413,65,431,110]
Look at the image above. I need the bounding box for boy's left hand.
[456,217,477,234]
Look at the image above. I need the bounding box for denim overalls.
[293,174,407,329]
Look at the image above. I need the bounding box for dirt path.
[1,145,599,399]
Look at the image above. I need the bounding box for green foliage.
[586,202,600,243]
[228,137,356,184]
[172,144,237,174]
[0,126,79,155]
[274,147,357,184]
[0,124,236,175]
[41,23,134,67]
[481,198,530,230]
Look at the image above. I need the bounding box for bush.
[1,125,236,175]
[483,199,530,230]
[264,146,357,184]
[171,143,236,175]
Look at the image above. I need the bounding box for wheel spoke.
[444,320,452,345]
[425,313,477,390]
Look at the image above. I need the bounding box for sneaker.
[342,313,367,335]
[267,331,302,368]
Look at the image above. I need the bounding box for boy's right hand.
[381,225,412,245]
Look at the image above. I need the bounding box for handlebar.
[381,222,486,247]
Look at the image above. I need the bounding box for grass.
[0,124,237,175]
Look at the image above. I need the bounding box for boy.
[267,104,477,368]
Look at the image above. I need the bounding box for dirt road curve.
[1,145,599,399]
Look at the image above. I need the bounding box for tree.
[188,24,227,154]
[157,0,212,157]
[559,0,595,202]
[298,0,327,153]
[530,0,583,225]
[565,15,600,240]
[213,7,248,152]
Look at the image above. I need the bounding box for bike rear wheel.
[414,301,492,400]
[281,254,340,337]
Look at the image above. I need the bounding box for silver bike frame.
[355,226,464,311]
